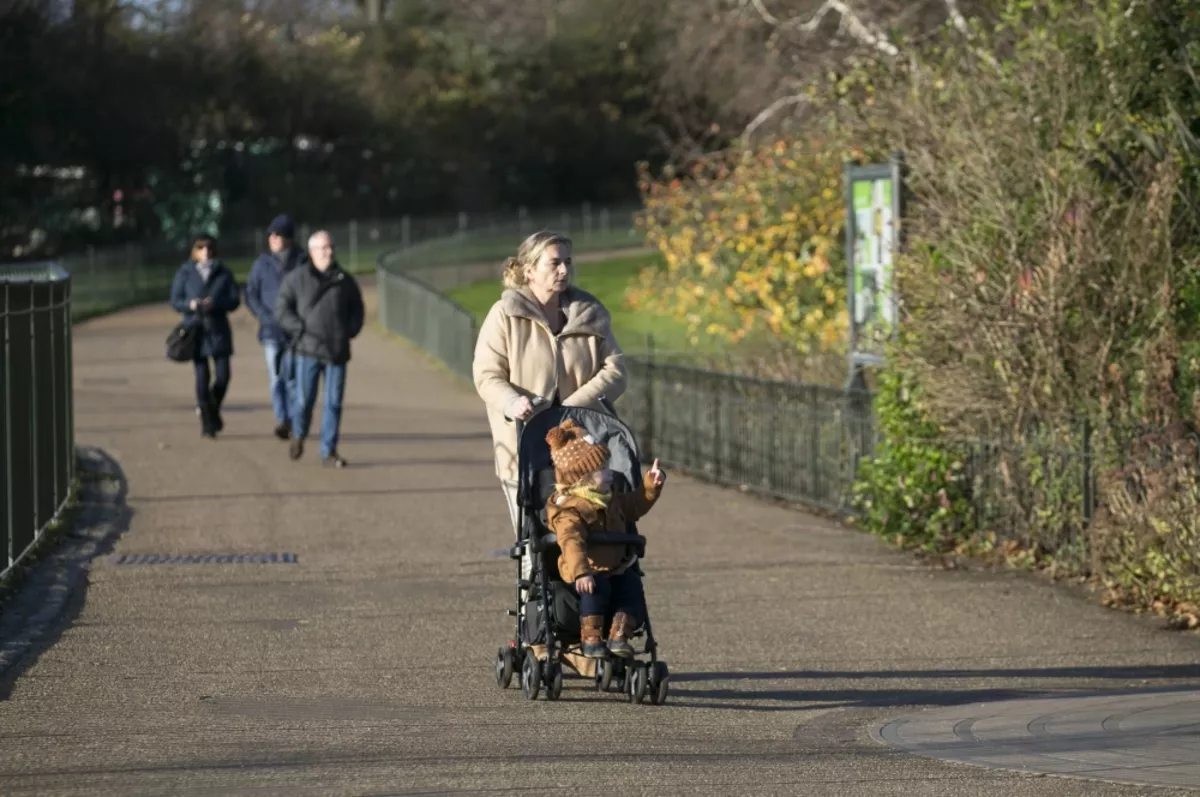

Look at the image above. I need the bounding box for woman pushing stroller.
[544,419,666,659]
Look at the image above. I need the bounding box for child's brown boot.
[607,612,637,658]
[580,615,607,658]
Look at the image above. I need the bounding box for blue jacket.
[245,246,307,344]
[169,261,241,359]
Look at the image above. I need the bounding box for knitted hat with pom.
[546,419,610,486]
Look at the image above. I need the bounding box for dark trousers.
[194,356,231,410]
[578,569,647,626]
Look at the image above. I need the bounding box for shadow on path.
[668,664,1200,713]
[0,447,134,701]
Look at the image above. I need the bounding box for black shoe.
[289,436,304,460]
[199,403,217,438]
[322,453,348,468]
[208,390,224,433]
[580,640,609,659]
[274,421,291,440]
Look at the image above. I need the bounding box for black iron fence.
[621,357,875,512]
[376,252,479,381]
[2,264,75,578]
[35,204,641,322]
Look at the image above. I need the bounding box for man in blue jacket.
[245,214,307,440]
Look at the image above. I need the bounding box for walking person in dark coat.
[245,214,307,440]
[276,230,364,467]
[169,235,241,438]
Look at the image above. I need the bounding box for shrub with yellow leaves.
[633,138,860,358]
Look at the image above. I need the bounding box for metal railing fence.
[2,263,74,579]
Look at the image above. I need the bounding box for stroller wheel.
[545,662,563,701]
[648,661,670,705]
[521,653,542,701]
[495,646,515,689]
[627,662,649,704]
[596,659,616,693]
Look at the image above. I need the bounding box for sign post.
[844,153,904,392]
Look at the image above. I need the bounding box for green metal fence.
[49,204,642,323]
[621,357,876,512]
[376,250,479,382]
[2,264,75,578]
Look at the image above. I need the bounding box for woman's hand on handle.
[505,395,534,421]
[648,458,666,487]
[505,395,539,421]
[575,575,595,594]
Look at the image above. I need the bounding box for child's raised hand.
[647,458,666,487]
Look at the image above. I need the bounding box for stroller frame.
[492,406,669,705]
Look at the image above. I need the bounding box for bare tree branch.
[746,0,900,57]
[941,0,1000,70]
[741,92,809,141]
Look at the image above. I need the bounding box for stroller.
[492,405,669,705]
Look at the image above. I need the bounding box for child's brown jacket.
[545,481,662,583]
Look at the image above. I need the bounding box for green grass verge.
[444,251,705,353]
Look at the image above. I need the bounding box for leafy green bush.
[853,369,975,552]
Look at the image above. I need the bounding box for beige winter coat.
[473,286,627,483]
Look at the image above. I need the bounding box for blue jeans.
[292,355,347,458]
[262,342,293,425]
[578,569,647,626]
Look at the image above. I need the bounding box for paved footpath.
[1,291,1199,797]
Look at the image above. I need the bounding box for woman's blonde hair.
[501,230,573,291]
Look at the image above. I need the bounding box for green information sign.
[844,155,903,383]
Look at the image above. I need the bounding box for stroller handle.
[512,395,549,439]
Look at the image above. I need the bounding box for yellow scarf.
[556,484,612,509]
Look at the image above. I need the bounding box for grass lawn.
[444,251,703,353]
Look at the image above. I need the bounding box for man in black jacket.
[275,230,365,467]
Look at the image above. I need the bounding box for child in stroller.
[494,407,670,704]
[544,419,665,659]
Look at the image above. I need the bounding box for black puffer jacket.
[275,262,364,364]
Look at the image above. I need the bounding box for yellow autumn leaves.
[632,138,859,354]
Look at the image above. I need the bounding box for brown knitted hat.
[546,419,611,486]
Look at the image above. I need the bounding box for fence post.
[713,372,723,483]
[809,385,822,502]
[600,207,610,238]
[582,202,592,243]
[29,286,39,534]
[87,245,96,302]
[349,219,359,272]
[458,212,468,238]
[644,334,656,462]
[377,267,388,331]
[519,206,529,237]
[401,215,411,249]
[2,283,9,567]
[127,242,137,296]
[1082,417,1094,527]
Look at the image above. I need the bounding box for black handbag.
[166,274,214,363]
[166,322,200,363]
